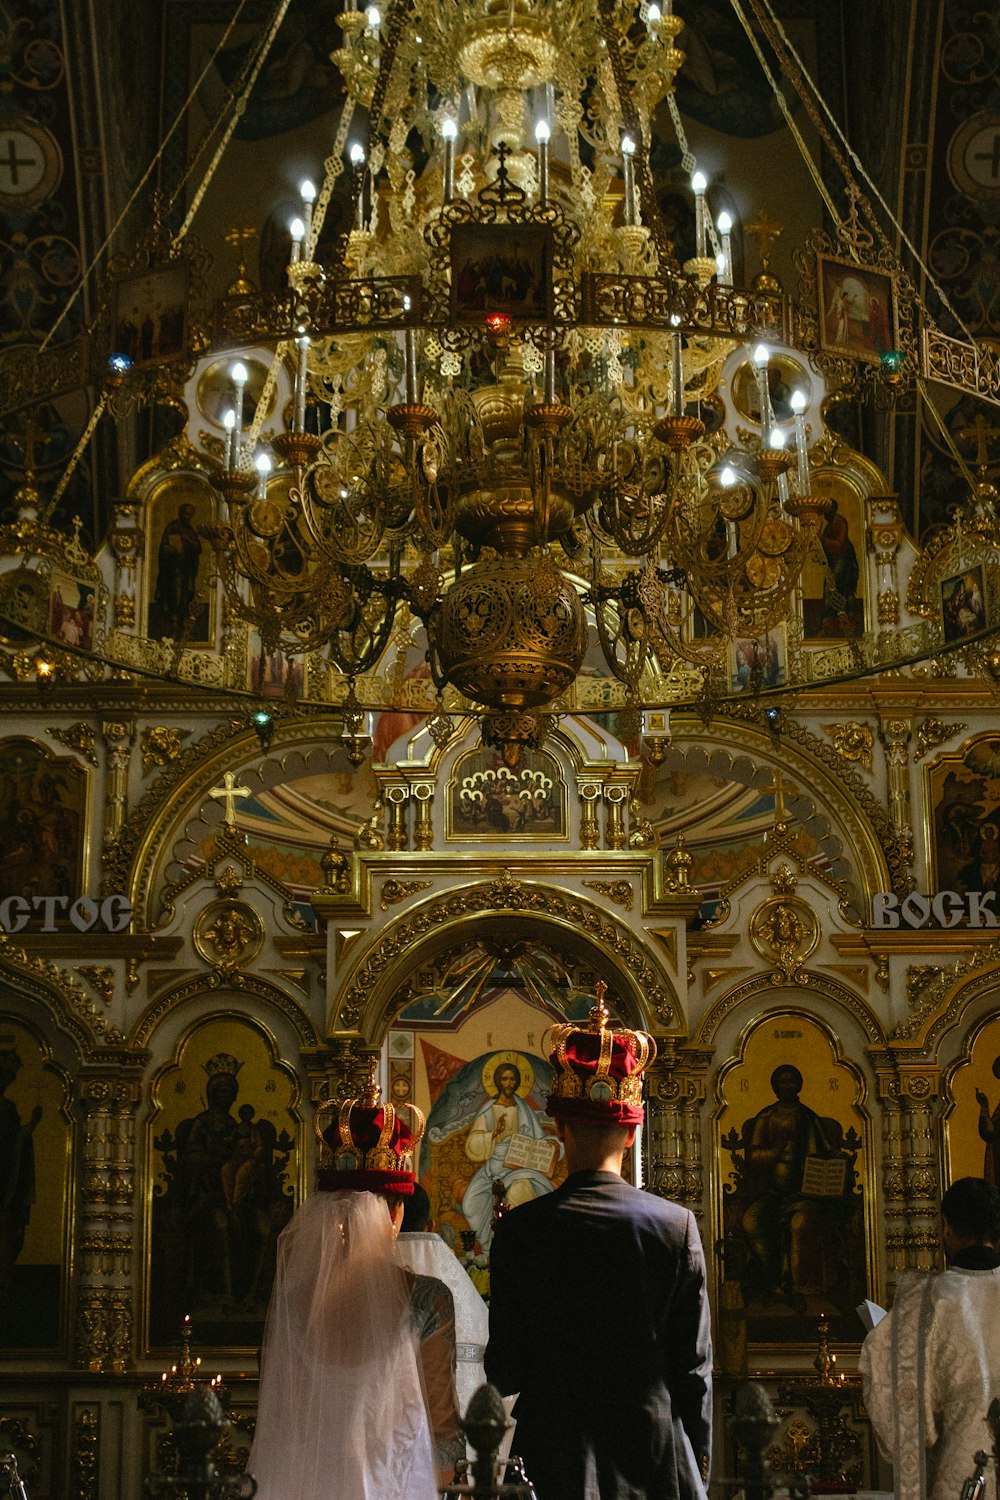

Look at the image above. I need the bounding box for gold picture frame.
[817,253,898,364]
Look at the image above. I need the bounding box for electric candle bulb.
[289,216,305,267]
[255,452,272,499]
[223,408,236,469]
[791,390,810,493]
[720,466,738,487]
[751,346,771,444]
[441,118,457,201]
[366,5,380,31]
[769,427,786,450]
[716,209,733,286]
[691,171,708,258]
[535,118,551,202]
[230,363,248,465]
[647,2,661,24]
[299,178,316,250]
[349,143,366,166]
[621,136,637,226]
[295,336,310,432]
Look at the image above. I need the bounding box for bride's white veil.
[249,1189,438,1500]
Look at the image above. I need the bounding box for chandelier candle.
[671,329,684,417]
[350,143,366,229]
[535,118,550,203]
[295,337,309,431]
[692,172,708,258]
[288,216,305,268]
[717,211,733,286]
[230,362,248,463]
[790,389,810,493]
[222,408,237,470]
[771,429,790,505]
[621,135,637,226]
[300,179,316,254]
[442,118,457,202]
[753,344,771,445]
[405,328,418,404]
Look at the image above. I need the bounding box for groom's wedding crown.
[546,981,656,1125]
[314,1058,426,1195]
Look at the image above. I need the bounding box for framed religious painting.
[729,627,786,693]
[714,1010,875,1352]
[112,260,190,370]
[0,1018,73,1352]
[143,469,218,646]
[944,1009,1000,1188]
[0,737,89,907]
[446,744,568,841]
[800,468,867,642]
[49,568,96,651]
[145,1014,303,1353]
[450,223,554,324]
[941,563,988,644]
[816,253,898,364]
[927,733,1000,904]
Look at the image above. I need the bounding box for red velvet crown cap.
[545,983,655,1126]
[314,1071,425,1195]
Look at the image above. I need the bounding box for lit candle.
[717,210,733,286]
[670,325,684,417]
[222,409,236,470]
[790,388,810,493]
[349,143,366,230]
[300,179,316,254]
[646,1,661,31]
[752,343,771,445]
[544,348,556,404]
[289,216,305,268]
[366,4,380,33]
[295,337,309,432]
[770,427,790,504]
[255,452,272,499]
[691,171,708,258]
[230,361,248,464]
[621,135,637,227]
[535,118,550,204]
[441,118,457,202]
[404,327,417,403]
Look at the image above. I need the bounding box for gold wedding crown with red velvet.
[314,1058,426,1193]
[546,981,656,1125]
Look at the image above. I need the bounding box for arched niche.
[704,990,879,1357]
[0,1004,76,1354]
[643,714,897,918]
[142,1003,308,1356]
[327,876,683,1042]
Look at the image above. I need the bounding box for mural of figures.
[421,1044,565,1255]
[448,746,565,839]
[0,1023,69,1350]
[801,480,866,640]
[717,1018,869,1346]
[148,1026,298,1350]
[0,739,86,905]
[930,736,1000,900]
[145,474,216,644]
[946,1013,1000,1187]
[941,565,987,643]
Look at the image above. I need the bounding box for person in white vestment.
[249,1070,462,1500]
[397,1185,517,1459]
[859,1177,1000,1500]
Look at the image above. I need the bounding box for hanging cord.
[724,0,844,235]
[663,95,722,259]
[39,0,255,354]
[744,0,978,345]
[175,0,296,243]
[40,394,108,521]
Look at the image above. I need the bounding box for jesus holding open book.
[462,1058,559,1251]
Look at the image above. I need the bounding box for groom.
[485,986,713,1499]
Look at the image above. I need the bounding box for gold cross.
[224,225,258,297]
[745,210,783,271]
[761,767,789,824]
[957,410,1000,469]
[208,770,252,828]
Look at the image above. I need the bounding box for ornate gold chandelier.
[206,0,831,765]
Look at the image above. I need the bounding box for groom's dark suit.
[485,1169,712,1500]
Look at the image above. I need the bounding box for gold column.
[411,781,434,852]
[577,778,601,851]
[109,502,142,633]
[384,782,410,851]
[899,1070,941,1271]
[74,1067,144,1373]
[873,1069,907,1296]
[878,716,914,867]
[101,720,134,846]
[645,1044,685,1202]
[604,783,628,850]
